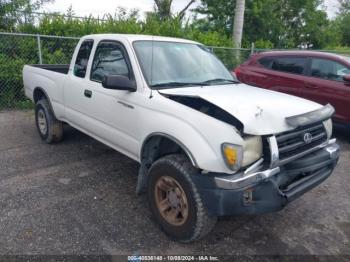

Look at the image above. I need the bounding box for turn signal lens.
[224,147,237,165]
[222,143,243,171]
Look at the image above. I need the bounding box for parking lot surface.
[0,110,349,256]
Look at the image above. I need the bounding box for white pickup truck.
[23,34,340,242]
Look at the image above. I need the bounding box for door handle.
[84,89,92,98]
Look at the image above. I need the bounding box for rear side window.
[74,40,94,78]
[271,57,307,75]
[258,57,274,69]
[310,58,350,81]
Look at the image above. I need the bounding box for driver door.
[87,40,142,159]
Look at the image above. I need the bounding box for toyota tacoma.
[23,34,340,242]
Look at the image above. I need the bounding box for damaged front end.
[162,96,340,216]
[191,138,339,216]
[164,94,244,134]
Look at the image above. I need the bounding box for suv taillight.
[234,67,241,78]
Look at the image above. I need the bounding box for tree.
[336,0,350,46]
[153,0,196,20]
[232,0,245,47]
[154,0,172,20]
[193,0,235,34]
[338,0,350,14]
[194,0,329,48]
[0,0,53,31]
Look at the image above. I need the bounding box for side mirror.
[102,75,136,92]
[343,74,350,84]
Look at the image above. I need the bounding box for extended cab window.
[310,58,350,81]
[271,57,307,75]
[74,40,94,78]
[91,41,130,82]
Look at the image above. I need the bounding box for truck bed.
[31,64,70,74]
[23,64,69,118]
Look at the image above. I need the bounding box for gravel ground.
[0,110,349,257]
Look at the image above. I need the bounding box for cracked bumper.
[191,139,340,216]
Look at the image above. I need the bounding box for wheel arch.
[140,132,198,168]
[33,87,57,118]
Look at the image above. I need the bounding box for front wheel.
[148,154,217,243]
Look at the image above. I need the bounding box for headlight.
[323,118,333,139]
[222,136,262,171]
[242,136,263,167]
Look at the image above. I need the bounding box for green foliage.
[193,0,235,35]
[254,39,274,49]
[195,0,331,49]
[339,0,350,14]
[0,49,34,108]
[14,99,33,109]
[1,7,235,109]
[0,0,53,31]
[337,13,350,46]
[1,0,350,109]
[14,8,234,47]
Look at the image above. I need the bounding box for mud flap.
[136,164,148,195]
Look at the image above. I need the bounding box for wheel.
[35,98,63,143]
[148,154,217,243]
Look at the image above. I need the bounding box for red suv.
[235,51,350,126]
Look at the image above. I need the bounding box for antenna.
[149,36,154,99]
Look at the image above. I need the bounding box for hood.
[159,83,323,135]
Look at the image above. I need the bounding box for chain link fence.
[0,32,79,110]
[0,32,253,110]
[209,46,253,70]
[1,31,348,110]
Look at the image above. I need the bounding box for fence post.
[251,42,255,55]
[36,34,43,64]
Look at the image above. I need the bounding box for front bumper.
[191,139,340,216]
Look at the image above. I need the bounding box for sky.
[41,0,340,19]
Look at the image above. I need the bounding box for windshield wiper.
[150,79,239,89]
[201,78,239,84]
[150,82,204,89]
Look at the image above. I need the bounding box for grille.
[276,122,327,164]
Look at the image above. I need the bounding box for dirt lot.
[0,110,349,257]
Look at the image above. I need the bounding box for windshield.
[133,41,236,89]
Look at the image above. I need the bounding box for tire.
[148,154,217,243]
[35,98,63,143]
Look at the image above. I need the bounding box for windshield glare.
[133,41,234,88]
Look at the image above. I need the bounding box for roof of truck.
[82,34,200,45]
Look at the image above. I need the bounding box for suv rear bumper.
[191,140,340,216]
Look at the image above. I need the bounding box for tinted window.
[271,57,307,74]
[91,41,130,82]
[74,40,94,78]
[311,58,350,81]
[258,57,274,69]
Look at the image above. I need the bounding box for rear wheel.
[35,99,63,143]
[148,154,217,243]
